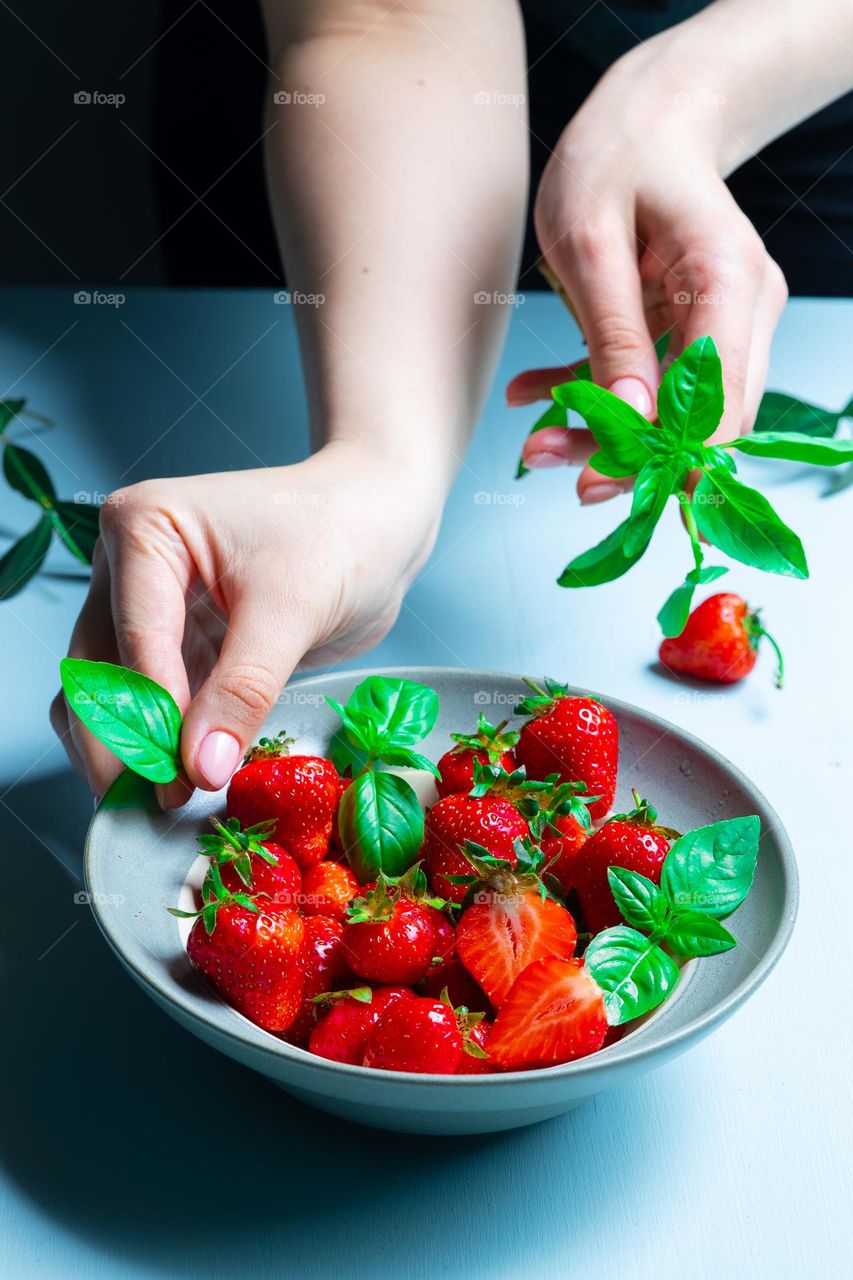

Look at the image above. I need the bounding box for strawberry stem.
[747,612,785,689]
[677,490,704,574]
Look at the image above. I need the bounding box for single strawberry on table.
[171,866,304,1034]
[454,841,578,1007]
[301,861,359,920]
[435,713,519,799]
[283,913,352,1047]
[197,816,302,908]
[571,791,679,934]
[226,731,340,870]
[515,677,618,820]
[309,985,412,1065]
[487,957,609,1071]
[658,592,784,687]
[342,870,441,986]
[363,995,491,1074]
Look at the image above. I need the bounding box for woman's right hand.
[50,440,442,806]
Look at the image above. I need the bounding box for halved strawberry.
[454,843,577,1006]
[487,957,608,1070]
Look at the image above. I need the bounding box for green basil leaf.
[654,331,672,362]
[661,816,760,919]
[657,581,696,638]
[3,441,56,503]
[552,381,657,476]
[0,515,53,600]
[731,431,853,466]
[516,401,567,479]
[693,470,808,578]
[345,676,439,748]
[665,910,737,958]
[51,500,100,564]
[378,747,441,778]
[607,867,670,933]
[338,770,424,881]
[0,398,26,431]
[584,926,681,1025]
[59,658,183,784]
[623,457,676,557]
[656,336,723,444]
[686,564,729,585]
[558,515,652,588]
[99,768,158,813]
[754,390,839,438]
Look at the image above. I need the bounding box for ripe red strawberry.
[177,877,304,1034]
[308,986,411,1064]
[571,793,678,934]
[283,914,352,1047]
[424,793,528,904]
[659,592,784,687]
[342,879,437,985]
[420,960,492,1015]
[487,957,609,1070]
[363,997,464,1073]
[515,678,618,820]
[539,813,588,899]
[436,714,519,799]
[301,861,359,920]
[226,731,339,870]
[455,849,577,1007]
[330,776,353,853]
[200,817,302,908]
[456,1016,493,1074]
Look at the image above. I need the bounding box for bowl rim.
[85,664,799,1088]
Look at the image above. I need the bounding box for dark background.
[1,1,851,293]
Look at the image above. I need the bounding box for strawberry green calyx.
[607,789,681,840]
[469,760,596,839]
[195,816,279,888]
[744,608,785,689]
[242,730,295,764]
[449,714,519,762]
[346,865,448,926]
[167,860,264,935]
[515,675,571,718]
[438,987,490,1059]
[533,776,599,838]
[447,837,549,905]
[310,986,373,1006]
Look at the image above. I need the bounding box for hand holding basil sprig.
[516,336,853,637]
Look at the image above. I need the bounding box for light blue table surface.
[1,290,851,1279]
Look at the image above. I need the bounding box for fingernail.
[581,482,622,505]
[608,377,652,418]
[196,731,242,790]
[522,427,573,469]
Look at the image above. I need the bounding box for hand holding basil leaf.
[516,334,853,638]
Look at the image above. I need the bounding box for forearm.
[262,0,528,496]
[624,0,853,176]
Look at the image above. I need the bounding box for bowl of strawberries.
[81,666,798,1135]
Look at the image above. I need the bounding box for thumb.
[181,593,310,792]
[545,219,660,500]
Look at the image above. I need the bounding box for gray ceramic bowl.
[85,667,797,1135]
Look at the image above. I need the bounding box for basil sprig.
[1,399,101,599]
[60,658,183,783]
[585,815,759,1025]
[517,335,853,636]
[329,676,440,882]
